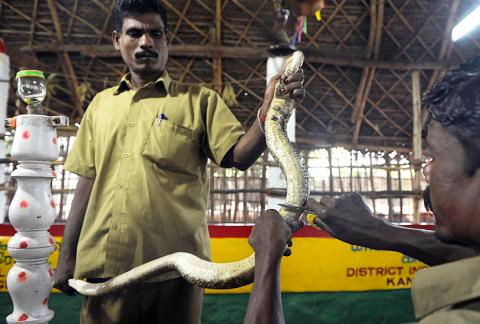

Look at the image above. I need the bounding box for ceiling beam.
[352,0,384,145]
[21,44,458,70]
[28,0,38,45]
[352,0,377,130]
[296,134,411,153]
[214,0,222,93]
[427,0,460,89]
[46,0,84,116]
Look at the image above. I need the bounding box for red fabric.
[0,38,6,54]
[0,223,434,238]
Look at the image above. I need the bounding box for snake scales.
[68,51,308,295]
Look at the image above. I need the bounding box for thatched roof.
[1,0,479,150]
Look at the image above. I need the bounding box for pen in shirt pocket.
[157,112,168,126]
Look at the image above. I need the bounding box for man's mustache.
[135,50,158,58]
[423,186,432,212]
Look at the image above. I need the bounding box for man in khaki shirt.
[53,1,305,323]
[243,57,480,323]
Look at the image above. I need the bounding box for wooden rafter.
[335,9,369,50]
[2,2,54,36]
[305,0,347,48]
[83,0,115,85]
[299,65,353,127]
[172,0,193,39]
[427,0,460,89]
[22,43,459,70]
[55,1,110,42]
[90,0,110,14]
[162,0,209,40]
[233,0,269,47]
[214,0,222,93]
[411,70,422,222]
[301,70,350,130]
[352,0,384,145]
[46,0,84,117]
[352,0,377,124]
[3,0,480,148]
[391,2,444,62]
[386,0,436,59]
[66,0,79,38]
[168,58,210,84]
[194,0,258,47]
[28,0,38,46]
[230,0,282,43]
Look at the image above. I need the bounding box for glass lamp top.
[16,70,46,105]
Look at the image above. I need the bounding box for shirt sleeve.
[202,89,245,166]
[64,97,97,178]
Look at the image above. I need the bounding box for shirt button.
[124,153,130,158]
[129,121,135,127]
[117,184,122,189]
[111,224,118,230]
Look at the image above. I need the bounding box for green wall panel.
[0,290,415,323]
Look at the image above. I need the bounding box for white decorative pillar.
[6,70,68,324]
[266,55,296,210]
[0,39,9,223]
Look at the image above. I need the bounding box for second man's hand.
[249,209,297,259]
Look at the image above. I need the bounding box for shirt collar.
[114,71,172,95]
[412,255,480,319]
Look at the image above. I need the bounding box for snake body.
[68,51,307,296]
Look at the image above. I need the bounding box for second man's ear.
[112,30,121,50]
[165,30,172,46]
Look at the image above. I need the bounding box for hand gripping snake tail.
[68,51,308,295]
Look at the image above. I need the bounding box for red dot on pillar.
[43,297,48,305]
[50,200,55,208]
[52,137,57,145]
[18,313,29,321]
[49,237,55,245]
[19,241,28,248]
[20,200,28,208]
[22,131,30,139]
[18,272,27,282]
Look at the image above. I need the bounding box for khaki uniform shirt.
[411,255,480,323]
[64,72,245,281]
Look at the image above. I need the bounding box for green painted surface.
[0,290,415,323]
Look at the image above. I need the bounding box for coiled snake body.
[68,51,308,295]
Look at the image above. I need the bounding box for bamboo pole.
[214,0,222,93]
[397,155,404,221]
[369,154,377,216]
[385,154,394,221]
[412,70,422,223]
[328,147,334,192]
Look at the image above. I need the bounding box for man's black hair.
[423,56,480,174]
[113,0,168,32]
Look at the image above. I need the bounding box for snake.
[68,51,308,295]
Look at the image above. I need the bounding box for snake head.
[275,51,304,98]
[282,51,305,80]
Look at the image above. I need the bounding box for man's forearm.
[244,255,284,324]
[223,104,268,171]
[377,224,477,266]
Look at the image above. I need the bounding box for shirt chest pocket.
[142,119,199,175]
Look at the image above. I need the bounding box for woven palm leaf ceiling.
[1,0,479,150]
